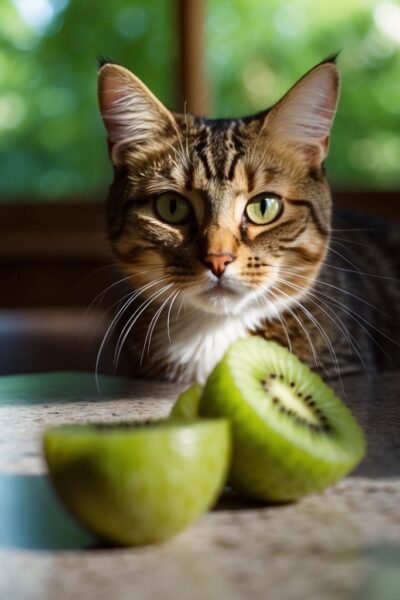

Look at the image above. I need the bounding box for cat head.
[98,59,339,317]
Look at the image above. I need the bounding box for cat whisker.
[87,266,165,316]
[318,290,398,351]
[250,138,271,177]
[321,261,399,283]
[74,262,120,293]
[253,283,315,366]
[276,276,372,382]
[327,246,366,275]
[268,284,321,372]
[274,283,344,385]
[274,265,383,313]
[175,291,187,322]
[301,281,398,348]
[95,274,171,390]
[331,227,375,233]
[95,292,138,393]
[297,301,343,385]
[183,101,192,167]
[88,286,154,349]
[166,290,180,343]
[330,236,370,248]
[278,277,355,354]
[113,280,174,369]
[256,289,293,354]
[311,308,372,379]
[248,120,268,170]
[140,287,177,364]
[279,273,397,363]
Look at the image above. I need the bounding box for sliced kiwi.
[200,337,366,502]
[44,419,230,546]
[170,383,203,419]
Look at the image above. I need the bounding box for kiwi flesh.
[200,337,366,502]
[170,383,203,419]
[44,419,230,546]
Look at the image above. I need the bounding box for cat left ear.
[264,60,340,165]
[98,63,177,166]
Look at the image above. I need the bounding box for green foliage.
[207,0,400,189]
[0,0,176,200]
[0,0,399,201]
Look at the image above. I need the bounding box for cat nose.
[203,254,234,278]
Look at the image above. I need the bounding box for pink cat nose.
[203,254,234,278]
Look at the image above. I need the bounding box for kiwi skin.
[199,338,366,502]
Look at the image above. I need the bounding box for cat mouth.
[186,277,258,315]
[200,278,244,298]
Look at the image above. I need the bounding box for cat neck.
[145,303,269,383]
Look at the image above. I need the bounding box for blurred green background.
[1,0,400,201]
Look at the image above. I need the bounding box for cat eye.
[245,194,283,225]
[154,193,192,225]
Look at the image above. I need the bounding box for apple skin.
[44,419,231,546]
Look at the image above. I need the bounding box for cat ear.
[98,63,177,166]
[264,60,340,164]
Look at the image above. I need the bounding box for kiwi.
[44,419,230,546]
[170,383,203,419]
[200,337,366,502]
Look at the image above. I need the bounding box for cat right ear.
[98,63,177,166]
[264,60,340,165]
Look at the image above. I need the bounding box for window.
[0,0,176,201]
[1,0,400,202]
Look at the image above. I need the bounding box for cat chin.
[183,285,266,317]
[183,285,252,316]
[183,279,298,319]
[188,296,245,316]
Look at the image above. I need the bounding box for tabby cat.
[97,58,400,384]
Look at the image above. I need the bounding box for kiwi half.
[44,419,230,546]
[200,338,366,502]
[170,383,203,419]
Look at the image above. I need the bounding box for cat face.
[99,60,339,317]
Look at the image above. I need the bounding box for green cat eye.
[245,195,282,225]
[155,193,192,225]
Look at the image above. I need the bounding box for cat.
[97,57,400,384]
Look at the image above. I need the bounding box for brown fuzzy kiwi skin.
[199,339,366,502]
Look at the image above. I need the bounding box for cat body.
[98,59,400,383]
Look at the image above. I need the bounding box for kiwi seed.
[200,337,366,501]
[263,373,330,433]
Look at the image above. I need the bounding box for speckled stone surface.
[0,371,399,600]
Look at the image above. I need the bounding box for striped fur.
[98,60,400,383]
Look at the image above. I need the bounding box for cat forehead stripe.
[190,121,247,184]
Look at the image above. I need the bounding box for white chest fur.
[150,306,268,383]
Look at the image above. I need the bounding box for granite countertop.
[0,370,399,600]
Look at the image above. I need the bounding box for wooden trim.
[0,201,112,261]
[0,191,398,308]
[333,190,400,223]
[0,191,398,261]
[177,0,209,115]
[0,201,115,307]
